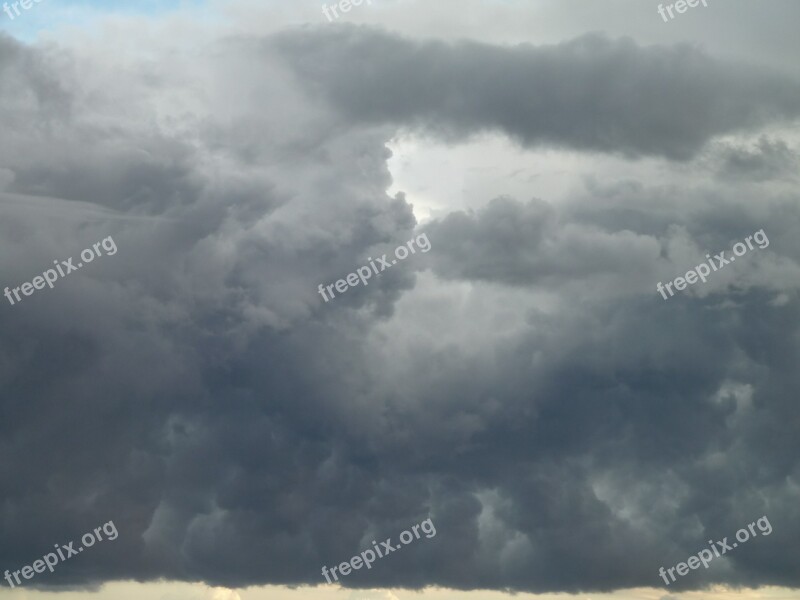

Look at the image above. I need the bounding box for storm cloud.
[1,4,799,597]
[272,28,800,159]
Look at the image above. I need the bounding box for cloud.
[0,11,799,599]
[209,588,242,600]
[713,136,799,182]
[272,28,800,160]
[347,591,400,600]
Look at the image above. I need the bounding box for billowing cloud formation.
[0,16,799,598]
[272,28,800,159]
[713,137,799,182]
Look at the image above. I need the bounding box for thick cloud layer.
[272,28,800,160]
[0,18,799,596]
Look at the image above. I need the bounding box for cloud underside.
[0,24,799,595]
[273,28,800,160]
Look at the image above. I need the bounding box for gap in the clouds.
[385,127,800,228]
[385,133,669,225]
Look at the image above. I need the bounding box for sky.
[1,1,800,599]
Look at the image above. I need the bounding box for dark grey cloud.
[713,136,798,182]
[271,27,800,160]
[1,15,800,599]
[418,182,800,300]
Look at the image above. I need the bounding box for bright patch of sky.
[0,0,208,41]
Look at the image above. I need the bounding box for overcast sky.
[1,1,800,600]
